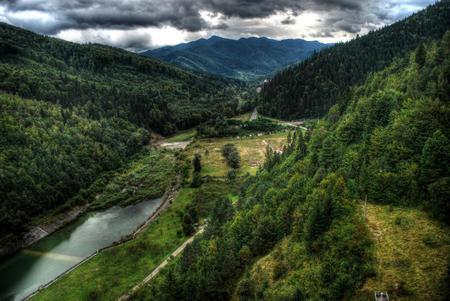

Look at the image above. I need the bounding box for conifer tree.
[415,43,426,67]
[420,130,450,185]
[193,153,202,172]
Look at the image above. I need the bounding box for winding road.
[117,226,205,301]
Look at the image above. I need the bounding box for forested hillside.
[0,22,244,134]
[0,93,148,237]
[259,0,450,119]
[0,23,246,240]
[144,36,328,81]
[136,32,450,301]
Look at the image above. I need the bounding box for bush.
[227,169,238,181]
[222,143,241,169]
[191,171,203,188]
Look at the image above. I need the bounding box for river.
[0,197,163,301]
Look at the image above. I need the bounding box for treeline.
[0,22,245,135]
[134,33,450,301]
[196,116,284,138]
[259,0,450,120]
[0,93,148,237]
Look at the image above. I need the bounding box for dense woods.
[1,1,449,299]
[0,22,247,238]
[135,31,450,301]
[0,93,148,237]
[0,22,245,135]
[260,0,450,120]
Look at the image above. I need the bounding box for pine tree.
[420,130,450,185]
[193,153,202,172]
[296,130,307,160]
[415,43,426,67]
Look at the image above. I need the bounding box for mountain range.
[143,36,329,80]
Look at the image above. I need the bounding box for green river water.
[0,197,163,301]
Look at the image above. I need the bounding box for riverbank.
[28,130,288,301]
[0,204,89,260]
[0,149,176,261]
[29,186,199,301]
[23,177,181,301]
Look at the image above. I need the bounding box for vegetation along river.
[0,197,163,301]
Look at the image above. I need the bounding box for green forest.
[1,1,449,301]
[0,93,150,237]
[0,19,256,237]
[259,0,450,120]
[133,31,450,301]
[0,22,246,134]
[0,22,248,239]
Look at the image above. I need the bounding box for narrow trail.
[117,226,205,301]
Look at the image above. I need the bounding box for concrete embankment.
[0,204,89,260]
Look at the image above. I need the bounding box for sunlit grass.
[165,129,196,143]
[186,132,287,177]
[91,151,175,208]
[353,203,450,300]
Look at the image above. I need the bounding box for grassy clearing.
[353,203,450,300]
[230,113,251,121]
[28,149,175,228]
[31,188,195,301]
[165,129,196,143]
[186,132,287,177]
[90,150,175,209]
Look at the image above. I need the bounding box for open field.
[164,129,196,143]
[230,112,251,121]
[90,150,176,208]
[186,132,287,177]
[352,203,450,300]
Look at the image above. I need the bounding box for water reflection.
[0,198,162,301]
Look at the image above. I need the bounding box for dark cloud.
[310,30,336,38]
[1,0,305,34]
[1,0,398,34]
[306,0,363,11]
[202,0,303,19]
[0,0,436,49]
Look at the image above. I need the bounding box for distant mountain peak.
[208,35,224,40]
[143,36,329,81]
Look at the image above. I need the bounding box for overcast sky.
[0,0,436,51]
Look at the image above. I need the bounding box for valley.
[1,1,450,301]
[19,116,289,301]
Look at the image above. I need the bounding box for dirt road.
[117,226,205,301]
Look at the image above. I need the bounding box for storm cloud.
[0,0,436,50]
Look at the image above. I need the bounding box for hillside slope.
[259,0,450,119]
[0,22,243,134]
[0,92,147,239]
[143,36,328,81]
[0,23,244,241]
[136,32,450,301]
